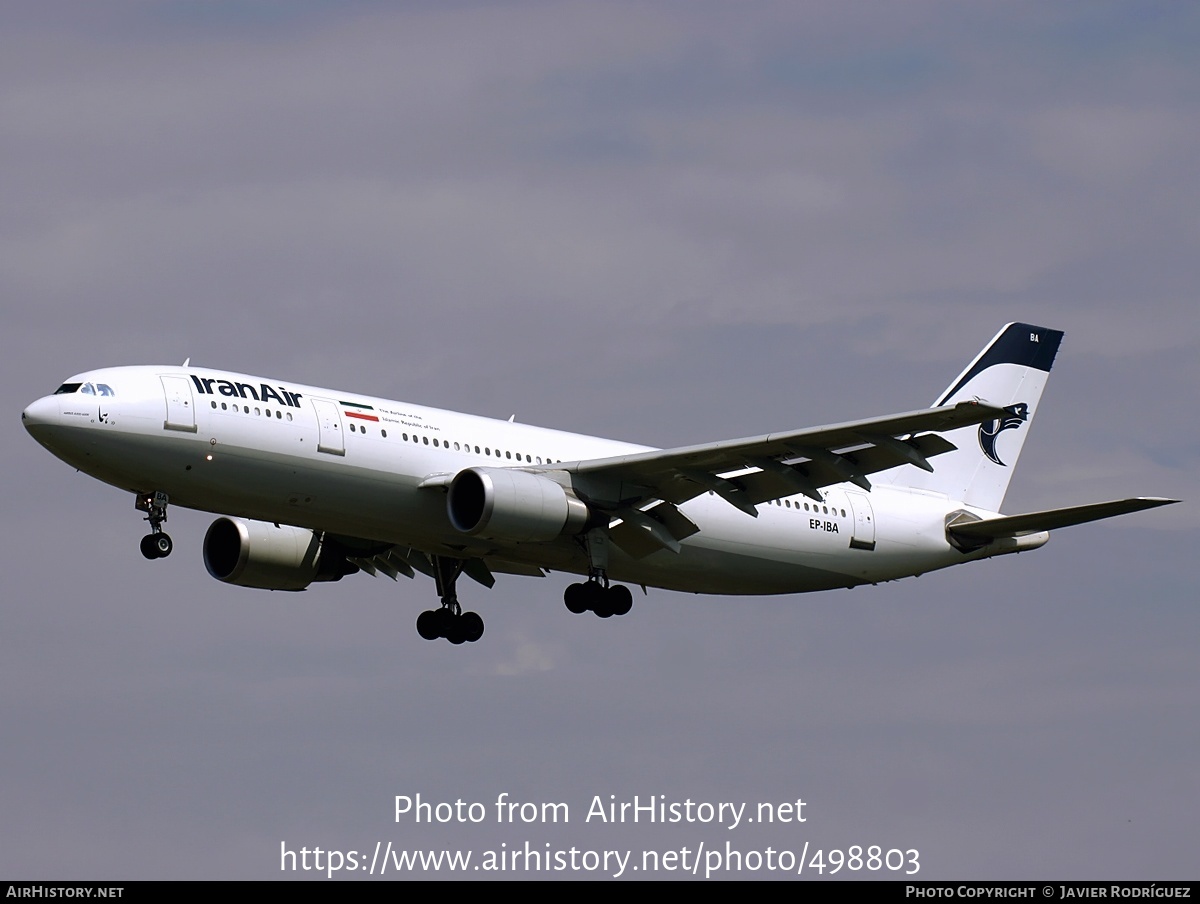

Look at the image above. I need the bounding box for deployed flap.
[609,520,665,559]
[346,549,417,581]
[949,497,1178,541]
[462,558,496,589]
[609,501,700,557]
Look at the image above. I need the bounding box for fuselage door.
[160,375,197,433]
[311,398,345,456]
[846,491,876,551]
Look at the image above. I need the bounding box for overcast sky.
[2,1,1196,881]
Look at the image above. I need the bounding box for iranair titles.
[189,374,304,408]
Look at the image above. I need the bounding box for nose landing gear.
[135,491,173,559]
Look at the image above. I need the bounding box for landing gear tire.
[592,590,614,618]
[609,584,633,616]
[153,533,173,558]
[564,583,589,614]
[140,533,172,559]
[461,611,484,643]
[416,610,440,640]
[433,607,455,638]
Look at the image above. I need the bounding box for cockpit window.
[52,381,116,396]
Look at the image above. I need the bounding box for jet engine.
[203,517,356,590]
[447,467,589,542]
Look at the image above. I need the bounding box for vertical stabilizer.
[881,322,1063,511]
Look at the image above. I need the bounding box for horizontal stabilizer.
[949,497,1179,542]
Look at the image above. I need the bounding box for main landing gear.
[135,491,173,560]
[416,556,485,644]
[563,525,634,618]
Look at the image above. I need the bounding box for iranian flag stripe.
[340,400,379,421]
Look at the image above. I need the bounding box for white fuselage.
[23,365,1022,596]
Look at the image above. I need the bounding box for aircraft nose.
[22,395,60,434]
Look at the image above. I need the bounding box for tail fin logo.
[978,403,1029,466]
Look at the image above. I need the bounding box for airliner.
[22,322,1176,644]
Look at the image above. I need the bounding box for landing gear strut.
[563,525,634,618]
[135,492,173,559]
[416,556,484,644]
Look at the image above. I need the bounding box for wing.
[543,400,1009,557]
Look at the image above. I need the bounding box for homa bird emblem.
[978,403,1029,466]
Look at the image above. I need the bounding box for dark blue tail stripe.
[936,323,1063,405]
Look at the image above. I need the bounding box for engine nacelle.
[203,517,352,590]
[447,467,589,542]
